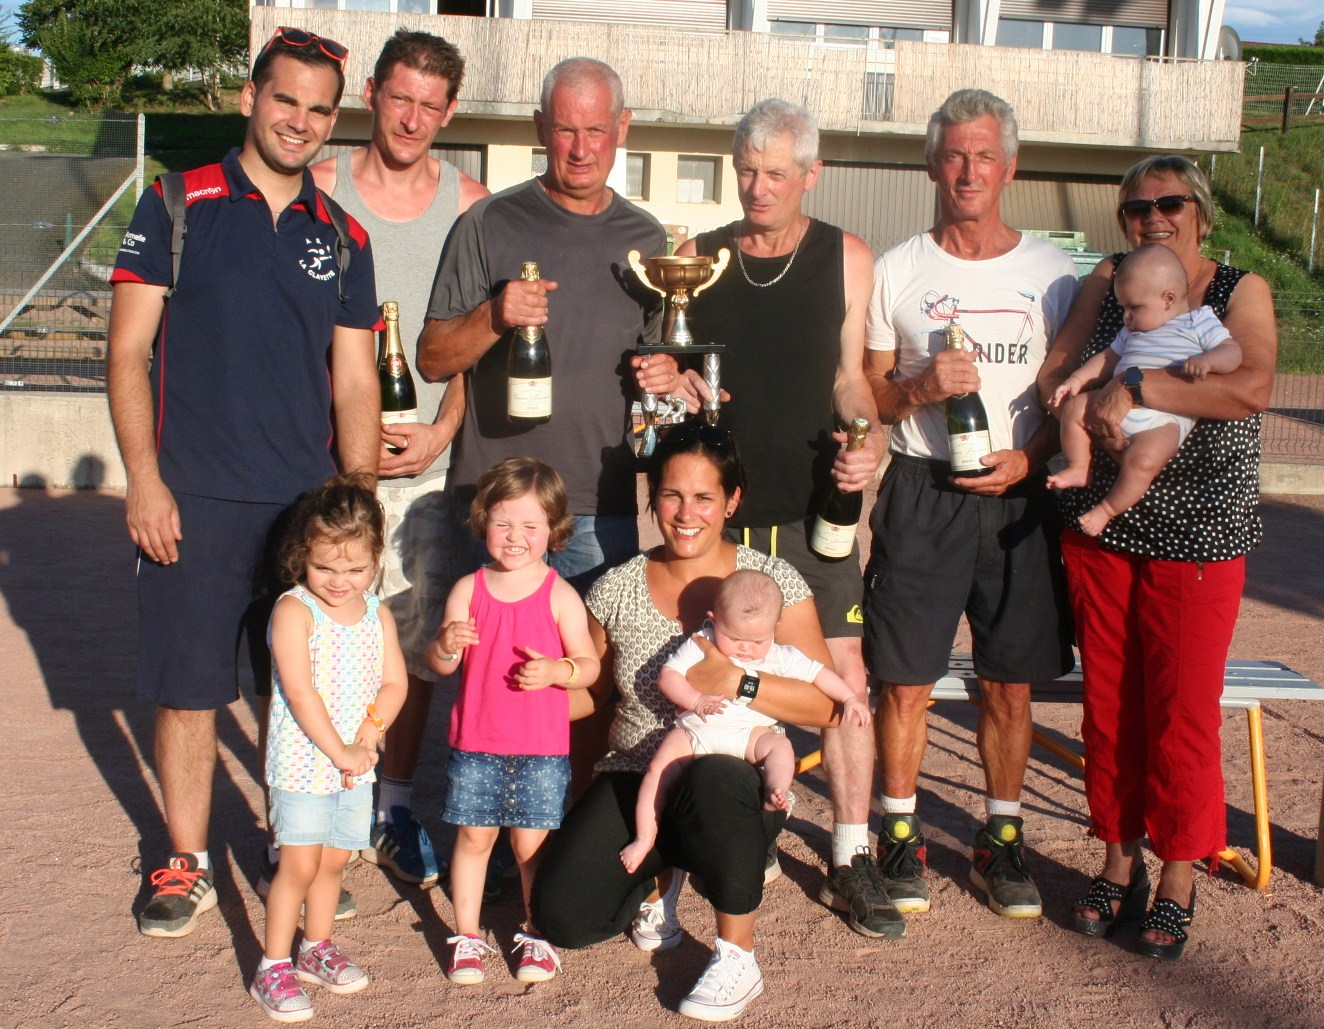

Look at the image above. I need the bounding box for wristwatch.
[734,670,761,706]
[1121,366,1145,407]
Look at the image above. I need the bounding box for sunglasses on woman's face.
[258,26,349,69]
[1119,194,1194,219]
[656,419,732,451]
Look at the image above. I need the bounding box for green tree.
[17,0,146,107]
[1300,20,1324,47]
[145,0,248,111]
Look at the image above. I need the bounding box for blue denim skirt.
[442,749,570,830]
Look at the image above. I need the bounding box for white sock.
[377,777,413,823]
[985,797,1021,819]
[880,794,917,815]
[191,850,210,871]
[716,937,754,959]
[831,823,870,868]
[258,955,289,971]
[299,938,327,954]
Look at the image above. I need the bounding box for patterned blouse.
[586,547,812,776]
[1057,258,1263,562]
[266,585,383,795]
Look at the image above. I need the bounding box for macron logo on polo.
[185,185,224,202]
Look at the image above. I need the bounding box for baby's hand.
[691,694,726,720]
[434,617,478,659]
[1183,354,1214,380]
[336,742,378,780]
[514,646,563,691]
[841,696,871,728]
[1050,379,1081,411]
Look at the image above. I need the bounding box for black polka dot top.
[1057,258,1262,562]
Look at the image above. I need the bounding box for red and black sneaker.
[878,814,931,914]
[139,852,217,938]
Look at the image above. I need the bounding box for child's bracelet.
[433,639,458,661]
[560,656,579,685]
[366,704,387,735]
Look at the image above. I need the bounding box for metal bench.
[794,654,1323,891]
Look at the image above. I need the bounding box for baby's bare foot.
[620,839,651,874]
[763,786,790,812]
[1047,465,1090,491]
[1078,505,1113,537]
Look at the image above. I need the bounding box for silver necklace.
[735,218,808,288]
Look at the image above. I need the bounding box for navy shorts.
[729,520,864,639]
[862,453,1072,686]
[442,749,570,830]
[136,492,292,709]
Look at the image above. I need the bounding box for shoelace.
[635,898,669,931]
[512,933,562,971]
[449,935,498,963]
[693,947,743,999]
[148,860,204,897]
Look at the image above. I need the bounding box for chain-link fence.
[0,113,142,393]
[1243,61,1324,118]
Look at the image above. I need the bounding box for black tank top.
[694,219,845,527]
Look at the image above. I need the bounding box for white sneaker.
[678,938,764,1022]
[630,869,686,952]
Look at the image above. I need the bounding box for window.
[531,149,547,177]
[626,153,649,201]
[676,157,719,204]
[770,21,934,48]
[1051,23,1103,52]
[995,19,1045,48]
[1111,26,1163,56]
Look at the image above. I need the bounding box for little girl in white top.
[253,475,407,1024]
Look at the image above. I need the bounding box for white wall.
[0,393,125,489]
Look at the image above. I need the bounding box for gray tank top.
[332,149,461,487]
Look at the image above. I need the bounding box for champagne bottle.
[378,300,417,455]
[944,321,993,478]
[810,417,871,559]
[507,261,551,424]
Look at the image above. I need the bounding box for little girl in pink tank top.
[428,457,599,987]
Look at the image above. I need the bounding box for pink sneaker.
[446,933,498,985]
[512,932,562,983]
[295,940,369,995]
[250,961,314,1023]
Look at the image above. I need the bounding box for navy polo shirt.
[112,148,379,504]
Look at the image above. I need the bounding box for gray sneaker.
[818,851,906,939]
[877,814,931,914]
[969,815,1042,918]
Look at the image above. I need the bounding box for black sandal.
[1070,866,1150,938]
[1137,887,1196,960]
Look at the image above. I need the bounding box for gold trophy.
[628,249,730,450]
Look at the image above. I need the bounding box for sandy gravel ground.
[1,486,1322,1029]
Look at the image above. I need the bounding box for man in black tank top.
[676,100,896,941]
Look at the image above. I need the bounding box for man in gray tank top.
[308,28,488,891]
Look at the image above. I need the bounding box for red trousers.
[1061,531,1244,861]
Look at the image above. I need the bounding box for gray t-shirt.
[426,179,665,515]
[333,150,461,487]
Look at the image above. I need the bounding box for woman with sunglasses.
[530,421,838,1020]
[1037,156,1277,960]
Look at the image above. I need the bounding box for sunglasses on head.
[1119,194,1194,219]
[655,419,732,451]
[258,26,349,70]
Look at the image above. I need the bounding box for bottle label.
[949,430,992,472]
[382,408,417,427]
[810,517,856,559]
[508,377,552,418]
[383,354,407,377]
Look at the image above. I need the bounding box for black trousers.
[531,757,785,949]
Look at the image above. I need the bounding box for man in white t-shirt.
[862,89,1080,925]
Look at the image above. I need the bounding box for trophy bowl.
[627,248,729,352]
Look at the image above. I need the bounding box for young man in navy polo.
[108,27,381,939]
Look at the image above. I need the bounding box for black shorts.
[862,453,1072,686]
[136,492,292,709]
[727,520,864,640]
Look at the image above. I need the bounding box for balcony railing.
[251,9,1244,150]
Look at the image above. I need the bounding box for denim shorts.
[442,749,570,830]
[269,785,372,850]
